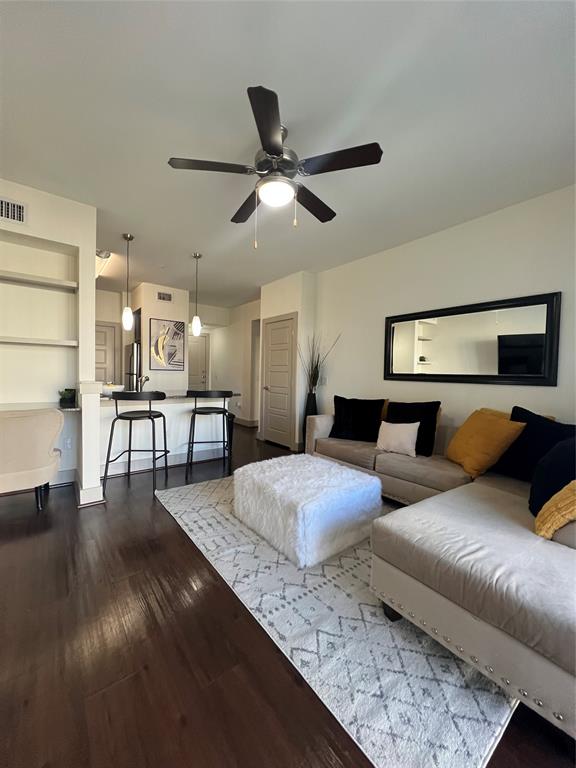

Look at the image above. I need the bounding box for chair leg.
[43,482,50,496]
[222,412,226,466]
[226,415,235,477]
[151,417,157,493]
[102,418,118,496]
[186,413,196,483]
[34,486,43,514]
[161,413,169,482]
[127,420,133,480]
[185,413,194,484]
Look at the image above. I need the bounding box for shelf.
[0,269,78,293]
[0,336,79,348]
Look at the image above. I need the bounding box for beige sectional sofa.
[306,413,576,736]
[306,413,473,504]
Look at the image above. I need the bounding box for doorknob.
[263,385,270,391]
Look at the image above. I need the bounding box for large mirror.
[384,293,561,386]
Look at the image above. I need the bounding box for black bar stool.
[103,391,169,495]
[185,390,234,481]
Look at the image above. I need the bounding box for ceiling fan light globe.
[191,315,202,337]
[258,178,295,208]
[122,306,134,332]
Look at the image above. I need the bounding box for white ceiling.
[1,2,573,306]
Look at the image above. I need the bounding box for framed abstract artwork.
[149,318,185,371]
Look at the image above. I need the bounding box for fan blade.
[168,158,254,175]
[297,185,336,222]
[231,190,260,223]
[300,142,383,176]
[247,86,283,157]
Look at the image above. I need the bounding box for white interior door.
[95,323,118,383]
[189,334,208,390]
[261,315,296,448]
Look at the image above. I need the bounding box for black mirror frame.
[384,292,561,387]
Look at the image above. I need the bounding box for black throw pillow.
[385,401,441,456]
[529,438,576,516]
[492,406,575,481]
[329,396,385,442]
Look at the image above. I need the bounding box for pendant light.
[121,233,134,331]
[191,252,202,337]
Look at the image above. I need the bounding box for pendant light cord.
[126,238,130,298]
[195,254,199,314]
[254,188,258,249]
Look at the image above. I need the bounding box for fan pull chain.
[293,186,298,227]
[254,188,258,249]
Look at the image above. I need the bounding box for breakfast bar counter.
[99,392,240,477]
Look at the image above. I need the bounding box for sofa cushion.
[492,406,575,481]
[474,472,530,499]
[374,453,472,492]
[329,396,386,442]
[371,483,576,675]
[315,438,382,471]
[553,521,576,549]
[385,401,441,456]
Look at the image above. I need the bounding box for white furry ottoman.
[233,454,383,568]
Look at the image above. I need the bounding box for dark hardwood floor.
[0,425,573,768]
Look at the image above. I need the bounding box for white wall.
[190,302,231,328]
[131,282,189,394]
[210,299,260,423]
[96,288,122,323]
[315,186,575,434]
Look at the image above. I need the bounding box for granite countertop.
[99,393,240,406]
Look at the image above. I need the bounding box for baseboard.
[55,468,76,485]
[235,417,258,428]
[76,481,104,507]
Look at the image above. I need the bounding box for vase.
[302,391,318,448]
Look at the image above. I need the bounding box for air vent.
[157,291,172,302]
[0,197,26,224]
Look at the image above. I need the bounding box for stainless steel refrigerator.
[125,342,140,392]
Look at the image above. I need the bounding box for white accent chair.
[0,409,64,512]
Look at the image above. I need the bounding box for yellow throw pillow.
[535,481,576,539]
[478,408,510,420]
[447,410,526,478]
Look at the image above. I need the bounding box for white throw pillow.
[376,421,420,457]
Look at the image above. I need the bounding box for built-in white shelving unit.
[0,268,78,293]
[0,226,79,403]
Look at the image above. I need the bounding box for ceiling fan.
[168,86,383,224]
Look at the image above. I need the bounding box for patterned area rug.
[156,478,516,768]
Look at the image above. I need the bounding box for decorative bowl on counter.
[101,384,125,398]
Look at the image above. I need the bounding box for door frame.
[95,321,122,384]
[258,312,298,451]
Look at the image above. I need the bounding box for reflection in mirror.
[391,305,547,376]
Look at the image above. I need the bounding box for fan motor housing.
[254,146,299,178]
